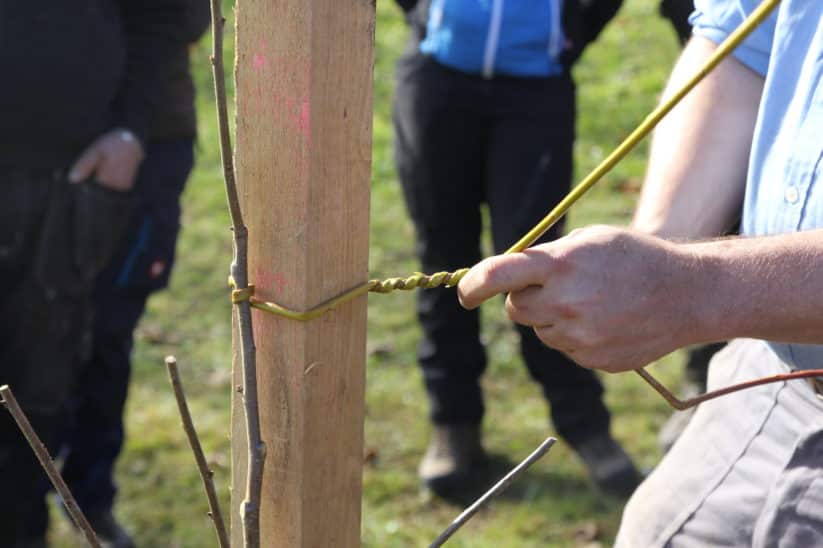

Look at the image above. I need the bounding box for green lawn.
[47,1,688,546]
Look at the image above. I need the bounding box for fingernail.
[68,170,80,183]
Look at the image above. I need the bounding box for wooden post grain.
[232,1,375,546]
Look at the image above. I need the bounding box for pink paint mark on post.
[254,268,290,298]
[267,56,313,180]
[252,52,267,71]
[271,92,312,147]
[267,55,313,142]
[273,272,288,295]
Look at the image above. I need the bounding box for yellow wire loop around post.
[231,0,780,321]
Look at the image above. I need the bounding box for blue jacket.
[421,0,566,77]
[400,0,623,78]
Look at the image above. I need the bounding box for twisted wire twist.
[367,268,469,293]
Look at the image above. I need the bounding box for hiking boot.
[419,424,486,497]
[86,511,136,548]
[573,434,642,499]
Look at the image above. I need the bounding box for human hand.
[457,226,703,373]
[68,129,144,192]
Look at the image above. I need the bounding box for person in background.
[0,2,184,546]
[457,0,823,544]
[392,0,641,499]
[21,2,211,547]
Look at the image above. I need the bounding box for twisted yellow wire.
[231,0,780,322]
[368,269,470,293]
[230,269,470,321]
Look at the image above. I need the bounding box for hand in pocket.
[68,129,144,192]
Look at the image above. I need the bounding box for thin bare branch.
[165,357,230,548]
[430,436,557,548]
[0,385,102,548]
[208,1,265,547]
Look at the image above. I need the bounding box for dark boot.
[86,511,135,548]
[572,433,642,499]
[418,424,486,497]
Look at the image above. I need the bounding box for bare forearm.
[686,230,823,346]
[458,226,823,373]
[632,37,764,239]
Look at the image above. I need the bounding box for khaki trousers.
[617,339,823,547]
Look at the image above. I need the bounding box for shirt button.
[785,186,799,204]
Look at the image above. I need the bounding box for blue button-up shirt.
[692,0,823,370]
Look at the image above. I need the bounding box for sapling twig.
[165,356,230,548]
[0,385,102,548]
[208,0,265,546]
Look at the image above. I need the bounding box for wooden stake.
[232,1,375,546]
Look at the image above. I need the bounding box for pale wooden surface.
[231,0,375,545]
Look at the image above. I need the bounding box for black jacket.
[561,0,625,66]
[149,0,211,140]
[0,0,185,168]
[397,0,624,69]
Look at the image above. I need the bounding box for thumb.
[457,250,552,310]
[68,145,102,183]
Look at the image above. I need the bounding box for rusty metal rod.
[636,366,823,410]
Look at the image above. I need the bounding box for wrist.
[110,128,146,162]
[677,239,745,345]
[113,127,143,148]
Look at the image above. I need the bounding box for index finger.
[457,250,552,309]
[68,145,102,183]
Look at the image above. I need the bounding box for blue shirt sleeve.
[690,0,776,77]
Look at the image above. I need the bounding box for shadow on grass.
[427,451,621,517]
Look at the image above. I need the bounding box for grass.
[46,1,687,546]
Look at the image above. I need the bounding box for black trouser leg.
[394,55,489,425]
[24,140,193,537]
[484,74,611,445]
[0,411,61,542]
[60,140,192,515]
[25,289,143,539]
[394,54,613,442]
[684,343,725,390]
[59,296,144,515]
[517,329,611,445]
[0,174,74,541]
[1,169,133,542]
[0,170,132,542]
